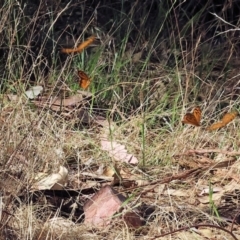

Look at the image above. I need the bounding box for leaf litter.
[1,80,240,239]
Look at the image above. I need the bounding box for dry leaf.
[31,166,68,190]
[6,94,19,102]
[198,193,223,204]
[197,228,214,238]
[103,165,123,185]
[33,91,92,112]
[199,186,223,195]
[163,189,189,197]
[44,217,75,231]
[98,119,138,164]
[197,181,240,204]
[101,139,138,164]
[78,164,123,187]
[25,86,43,99]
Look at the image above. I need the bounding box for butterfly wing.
[182,106,201,126]
[61,36,96,54]
[208,110,238,131]
[207,122,225,131]
[78,70,91,89]
[76,36,95,52]
[221,111,238,125]
[182,113,200,126]
[193,106,201,125]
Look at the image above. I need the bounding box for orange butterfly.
[78,70,91,89]
[61,36,96,54]
[207,110,238,131]
[182,106,201,126]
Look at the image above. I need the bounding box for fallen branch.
[120,158,237,196]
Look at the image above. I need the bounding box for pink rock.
[84,185,143,228]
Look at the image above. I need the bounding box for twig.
[120,157,236,196]
[120,167,202,195]
[176,148,240,156]
[231,209,240,232]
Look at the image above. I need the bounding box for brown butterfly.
[61,36,96,54]
[207,110,238,131]
[78,70,91,89]
[182,106,201,126]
